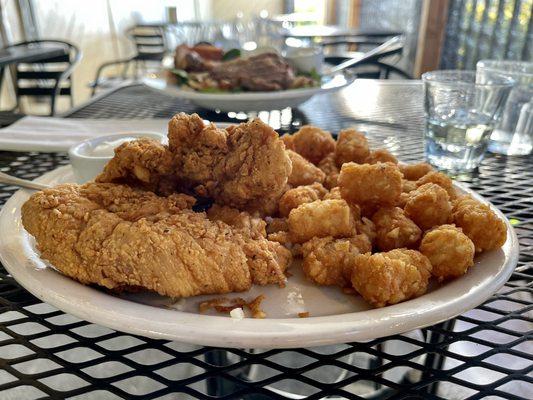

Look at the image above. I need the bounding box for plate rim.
[0,165,519,348]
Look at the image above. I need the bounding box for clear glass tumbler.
[476,60,533,155]
[422,70,513,173]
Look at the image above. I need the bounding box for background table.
[0,81,531,399]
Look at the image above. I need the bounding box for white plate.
[0,166,518,349]
[142,73,354,112]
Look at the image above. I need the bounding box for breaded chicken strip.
[334,128,370,167]
[22,183,291,298]
[317,152,339,189]
[351,249,432,307]
[420,224,475,281]
[338,162,403,207]
[404,183,452,230]
[287,150,325,186]
[278,183,327,217]
[372,207,421,251]
[207,204,266,239]
[302,235,371,287]
[288,199,355,243]
[452,195,507,252]
[290,125,336,164]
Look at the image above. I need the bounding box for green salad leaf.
[169,68,189,84]
[222,48,241,61]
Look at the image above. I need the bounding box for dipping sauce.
[87,137,138,157]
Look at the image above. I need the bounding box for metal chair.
[325,56,412,79]
[5,39,81,116]
[91,24,167,96]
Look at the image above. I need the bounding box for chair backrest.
[126,24,167,61]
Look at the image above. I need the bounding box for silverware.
[0,172,50,190]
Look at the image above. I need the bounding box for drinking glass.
[422,70,513,173]
[477,60,533,155]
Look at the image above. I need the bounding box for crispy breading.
[338,162,403,207]
[290,125,336,164]
[402,179,418,193]
[278,183,327,217]
[265,217,289,234]
[404,183,452,230]
[287,150,326,186]
[288,199,355,243]
[207,204,266,239]
[355,216,377,245]
[317,152,339,189]
[365,149,398,164]
[372,207,422,251]
[334,128,370,167]
[417,171,457,199]
[302,235,371,287]
[420,224,475,281]
[452,195,507,252]
[280,134,295,151]
[21,183,291,298]
[399,162,433,181]
[351,249,432,307]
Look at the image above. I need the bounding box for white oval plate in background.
[0,166,518,348]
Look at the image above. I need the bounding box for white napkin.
[0,116,170,152]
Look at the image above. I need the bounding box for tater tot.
[420,224,475,281]
[355,216,376,245]
[417,171,457,199]
[365,149,398,165]
[265,217,288,234]
[372,207,422,251]
[334,128,370,166]
[402,179,418,193]
[338,162,403,207]
[288,199,355,243]
[399,162,434,181]
[287,150,326,187]
[291,125,336,164]
[302,235,371,287]
[324,186,342,200]
[318,152,340,189]
[278,183,327,217]
[452,195,507,252]
[404,183,452,230]
[351,249,432,307]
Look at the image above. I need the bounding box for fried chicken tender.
[302,235,371,287]
[288,199,355,243]
[338,162,403,207]
[207,204,266,239]
[351,249,432,307]
[417,171,457,199]
[372,207,422,251]
[290,125,336,164]
[404,183,452,230]
[21,183,291,298]
[278,183,327,217]
[399,162,433,181]
[420,224,475,281]
[287,150,326,187]
[96,138,176,193]
[280,134,295,151]
[317,152,339,189]
[452,195,507,252]
[334,128,370,167]
[365,149,398,165]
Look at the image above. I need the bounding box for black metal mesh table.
[0,81,531,399]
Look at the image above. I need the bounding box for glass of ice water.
[477,60,533,156]
[422,70,513,173]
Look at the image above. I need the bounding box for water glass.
[422,70,513,173]
[477,60,533,155]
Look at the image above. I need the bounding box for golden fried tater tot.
[452,195,507,252]
[302,235,371,287]
[287,150,326,187]
[399,162,434,181]
[372,207,422,251]
[417,171,457,199]
[404,183,452,230]
[291,125,336,164]
[334,128,370,167]
[278,183,327,217]
[338,162,403,207]
[355,216,376,245]
[402,179,418,193]
[420,224,475,281]
[351,249,432,307]
[318,152,340,189]
[324,186,342,200]
[265,217,288,234]
[288,199,355,243]
[365,149,398,165]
